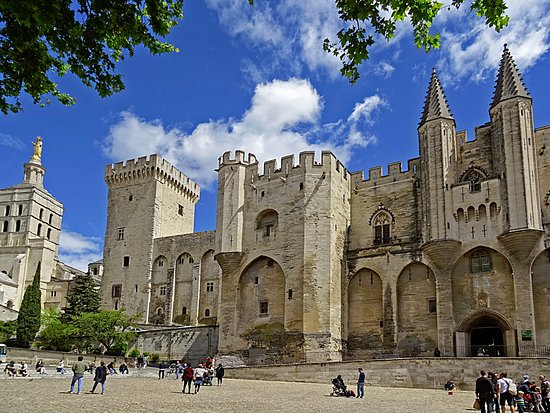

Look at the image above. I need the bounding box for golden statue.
[30,136,43,162]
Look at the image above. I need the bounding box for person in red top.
[182,363,194,394]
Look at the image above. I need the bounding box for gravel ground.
[2,370,476,413]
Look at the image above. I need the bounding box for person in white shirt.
[497,372,516,413]
[193,364,207,394]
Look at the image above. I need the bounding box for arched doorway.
[457,310,513,357]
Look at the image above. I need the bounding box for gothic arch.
[396,262,438,355]
[457,308,512,332]
[152,255,168,284]
[530,249,550,345]
[198,249,221,324]
[347,268,383,350]
[451,247,514,339]
[237,256,285,336]
[458,166,489,183]
[173,252,194,325]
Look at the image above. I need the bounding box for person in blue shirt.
[357,368,366,398]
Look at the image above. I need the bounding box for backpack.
[508,379,517,396]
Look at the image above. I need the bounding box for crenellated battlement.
[217,150,258,168]
[105,154,200,203]
[350,157,420,191]
[252,150,349,182]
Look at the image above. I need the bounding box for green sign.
[522,330,532,341]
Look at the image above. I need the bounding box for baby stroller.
[202,371,213,386]
[331,378,347,397]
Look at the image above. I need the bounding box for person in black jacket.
[215,363,225,386]
[476,370,495,413]
[91,361,108,394]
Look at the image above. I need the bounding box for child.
[516,391,526,413]
[532,387,545,413]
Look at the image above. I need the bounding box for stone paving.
[2,368,477,413]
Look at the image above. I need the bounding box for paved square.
[2,374,475,412]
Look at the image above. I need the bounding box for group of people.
[3,360,28,377]
[331,368,366,398]
[180,360,225,394]
[475,370,550,413]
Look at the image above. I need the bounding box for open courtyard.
[2,371,476,413]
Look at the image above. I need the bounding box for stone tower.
[102,155,199,322]
[418,69,457,241]
[0,137,63,310]
[215,151,350,362]
[490,45,541,231]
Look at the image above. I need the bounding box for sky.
[1,0,550,271]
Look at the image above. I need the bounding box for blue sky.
[1,0,550,270]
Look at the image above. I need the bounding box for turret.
[418,69,457,241]
[215,151,257,253]
[489,45,540,231]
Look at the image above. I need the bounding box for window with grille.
[159,286,166,295]
[259,301,268,314]
[470,250,491,273]
[112,284,122,297]
[206,282,214,292]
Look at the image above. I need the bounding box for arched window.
[471,249,491,273]
[15,220,21,232]
[373,212,391,245]
[37,223,42,236]
[457,208,464,223]
[2,221,7,232]
[18,204,23,215]
[5,205,10,216]
[47,228,51,239]
[49,214,53,224]
[460,168,486,193]
[490,202,498,219]
[156,307,164,315]
[6,300,14,309]
[39,208,44,220]
[479,204,487,220]
[182,306,187,315]
[256,209,278,238]
[205,308,210,317]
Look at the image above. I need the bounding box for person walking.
[356,368,365,398]
[69,356,88,395]
[215,363,225,386]
[539,375,550,412]
[182,363,194,394]
[158,360,166,379]
[91,361,108,394]
[497,372,516,413]
[194,364,207,394]
[476,370,494,413]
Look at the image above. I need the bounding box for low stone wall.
[133,325,218,364]
[4,347,129,368]
[224,357,550,390]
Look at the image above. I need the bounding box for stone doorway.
[470,319,505,357]
[456,309,515,357]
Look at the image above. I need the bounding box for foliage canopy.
[0,0,183,114]
[323,0,509,83]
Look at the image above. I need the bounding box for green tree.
[0,320,17,342]
[0,0,183,114]
[322,0,509,83]
[36,307,77,351]
[16,262,42,348]
[73,310,138,354]
[62,273,101,322]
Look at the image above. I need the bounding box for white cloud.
[437,0,550,82]
[0,133,25,150]
[59,230,102,271]
[205,0,342,79]
[102,79,386,188]
[371,62,396,79]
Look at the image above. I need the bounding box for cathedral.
[0,138,91,321]
[100,46,550,363]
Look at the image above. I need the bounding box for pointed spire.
[419,69,454,126]
[490,44,530,109]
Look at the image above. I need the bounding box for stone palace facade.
[100,46,550,363]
